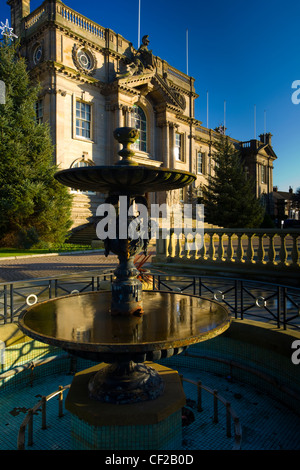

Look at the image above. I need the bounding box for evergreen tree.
[203,135,265,228]
[0,37,72,248]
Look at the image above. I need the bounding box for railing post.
[10,284,14,322]
[28,409,33,446]
[277,286,281,329]
[58,385,64,418]
[197,381,203,412]
[282,287,287,330]
[226,402,232,437]
[213,390,218,423]
[3,285,8,324]
[18,425,26,450]
[42,396,47,429]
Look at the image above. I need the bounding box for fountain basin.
[18,291,230,363]
[54,165,196,195]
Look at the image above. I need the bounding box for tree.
[202,136,265,228]
[0,37,72,248]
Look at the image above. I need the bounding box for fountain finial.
[113,127,139,166]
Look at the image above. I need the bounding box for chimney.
[259,133,273,146]
[289,186,293,194]
[273,186,278,192]
[7,0,30,38]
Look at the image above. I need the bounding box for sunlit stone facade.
[8,0,277,227]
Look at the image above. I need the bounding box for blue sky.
[2,0,300,191]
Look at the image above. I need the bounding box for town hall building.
[7,0,278,231]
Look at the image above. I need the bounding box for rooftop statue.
[116,35,156,79]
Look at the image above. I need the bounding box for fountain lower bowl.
[19,291,230,404]
[18,291,230,363]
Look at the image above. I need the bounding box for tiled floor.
[1,361,299,451]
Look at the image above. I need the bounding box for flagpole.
[186,28,189,76]
[206,90,209,128]
[224,100,226,135]
[254,104,256,139]
[138,0,141,47]
[264,109,266,143]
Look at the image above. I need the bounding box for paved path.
[0,251,119,283]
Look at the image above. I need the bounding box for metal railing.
[152,273,300,330]
[17,383,70,450]
[180,375,242,450]
[0,271,299,329]
[0,271,113,324]
[16,373,241,450]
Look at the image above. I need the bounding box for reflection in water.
[22,291,229,347]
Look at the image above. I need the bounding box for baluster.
[174,234,180,258]
[236,233,244,263]
[279,234,288,266]
[198,233,207,261]
[169,231,176,258]
[257,233,266,264]
[267,233,276,265]
[185,234,194,260]
[189,233,199,261]
[217,233,225,261]
[290,234,300,266]
[208,233,216,261]
[246,233,255,263]
[226,233,234,262]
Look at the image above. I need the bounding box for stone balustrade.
[153,228,300,285]
[23,0,106,41]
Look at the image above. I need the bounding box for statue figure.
[116,35,156,79]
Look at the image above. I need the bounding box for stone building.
[7,0,277,232]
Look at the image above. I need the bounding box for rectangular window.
[76,101,91,139]
[175,133,184,161]
[261,165,266,184]
[197,152,204,174]
[35,99,43,124]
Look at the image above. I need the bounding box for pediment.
[116,72,186,110]
[257,144,277,160]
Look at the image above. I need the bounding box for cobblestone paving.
[0,252,118,283]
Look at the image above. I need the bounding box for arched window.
[70,158,95,194]
[132,105,147,152]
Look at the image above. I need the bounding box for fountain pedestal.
[65,362,186,450]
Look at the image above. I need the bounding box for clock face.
[77,49,93,71]
[33,45,42,65]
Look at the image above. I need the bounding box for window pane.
[76,101,91,139]
[132,106,147,152]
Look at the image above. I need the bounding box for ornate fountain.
[18,127,230,449]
